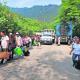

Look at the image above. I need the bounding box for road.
[0,44,80,80]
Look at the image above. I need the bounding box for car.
[40,32,53,45]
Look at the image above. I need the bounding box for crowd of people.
[0,31,41,64]
[0,30,80,70]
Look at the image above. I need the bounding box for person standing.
[55,24,61,46]
[0,31,9,63]
[22,35,30,56]
[70,37,80,67]
[15,32,23,47]
[8,33,16,60]
[27,36,32,49]
[36,35,41,48]
[31,36,35,46]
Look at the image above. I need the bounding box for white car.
[40,33,53,44]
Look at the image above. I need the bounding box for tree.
[57,0,80,36]
[0,3,55,35]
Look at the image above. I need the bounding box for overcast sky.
[4,0,62,8]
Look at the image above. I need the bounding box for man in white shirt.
[15,32,22,47]
[1,31,9,51]
[0,31,9,63]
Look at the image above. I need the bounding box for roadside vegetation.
[0,0,80,36]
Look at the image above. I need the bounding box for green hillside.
[10,5,60,22]
[1,0,80,36]
[0,4,54,35]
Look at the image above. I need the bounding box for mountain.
[10,5,60,22]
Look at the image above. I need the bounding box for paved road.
[0,45,80,80]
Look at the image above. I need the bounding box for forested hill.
[10,5,60,22]
[0,3,54,35]
[1,0,80,36]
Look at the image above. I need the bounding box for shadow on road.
[36,51,80,80]
[0,49,80,80]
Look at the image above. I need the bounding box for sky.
[3,0,62,8]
